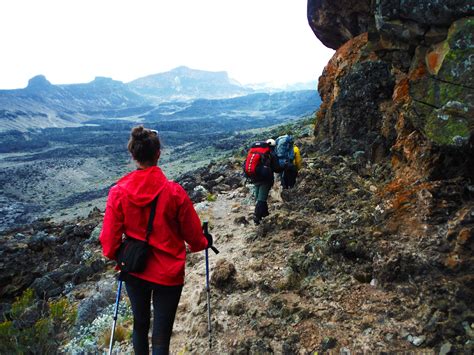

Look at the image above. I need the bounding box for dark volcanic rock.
[375,0,474,45]
[231,338,273,355]
[329,60,395,156]
[307,0,373,50]
[176,161,245,203]
[31,276,63,299]
[75,294,109,327]
[0,215,103,303]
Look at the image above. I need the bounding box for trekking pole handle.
[203,221,219,254]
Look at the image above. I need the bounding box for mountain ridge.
[128,66,253,102]
[0,66,318,132]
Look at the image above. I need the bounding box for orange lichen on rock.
[381,179,432,210]
[426,41,449,75]
[457,227,473,245]
[315,33,375,136]
[378,177,441,235]
[390,129,438,183]
[408,50,428,82]
[426,51,442,74]
[445,253,461,269]
[392,77,410,105]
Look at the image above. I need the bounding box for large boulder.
[307,0,373,50]
[316,33,397,159]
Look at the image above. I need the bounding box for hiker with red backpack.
[243,139,282,224]
[275,134,302,189]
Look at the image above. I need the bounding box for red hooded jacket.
[99,166,208,286]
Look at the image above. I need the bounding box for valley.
[0,89,320,233]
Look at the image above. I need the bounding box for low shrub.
[0,289,76,354]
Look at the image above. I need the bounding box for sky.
[0,0,334,90]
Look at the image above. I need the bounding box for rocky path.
[170,187,256,353]
[166,167,434,353]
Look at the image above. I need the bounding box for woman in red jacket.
[100,126,211,355]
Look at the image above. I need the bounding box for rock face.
[308,1,474,352]
[309,1,474,179]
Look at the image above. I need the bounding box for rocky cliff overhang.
[308,0,474,181]
[307,0,373,50]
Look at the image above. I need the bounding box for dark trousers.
[281,167,297,189]
[124,274,183,355]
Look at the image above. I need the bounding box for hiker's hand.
[204,232,213,248]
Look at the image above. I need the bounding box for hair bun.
[127,125,161,164]
[131,126,147,140]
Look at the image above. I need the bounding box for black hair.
[127,125,161,164]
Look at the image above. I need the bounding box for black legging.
[124,274,183,355]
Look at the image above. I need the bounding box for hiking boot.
[262,202,269,217]
[280,189,291,202]
[255,201,266,220]
[253,215,261,225]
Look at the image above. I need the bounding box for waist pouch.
[116,237,150,273]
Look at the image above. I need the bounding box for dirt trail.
[164,157,438,353]
[167,182,402,353]
[171,187,257,353]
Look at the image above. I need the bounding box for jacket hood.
[115,166,168,206]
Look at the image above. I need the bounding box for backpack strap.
[145,195,159,243]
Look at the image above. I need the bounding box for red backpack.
[243,142,271,180]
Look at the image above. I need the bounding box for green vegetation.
[206,193,217,202]
[0,289,76,354]
[98,324,131,349]
[63,297,134,353]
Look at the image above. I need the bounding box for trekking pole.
[202,221,219,349]
[108,276,123,355]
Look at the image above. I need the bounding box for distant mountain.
[283,81,318,91]
[128,66,253,102]
[142,90,321,130]
[0,75,147,131]
[0,67,319,132]
[246,80,318,92]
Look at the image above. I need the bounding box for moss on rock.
[410,17,473,146]
[425,111,470,145]
[438,17,474,87]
